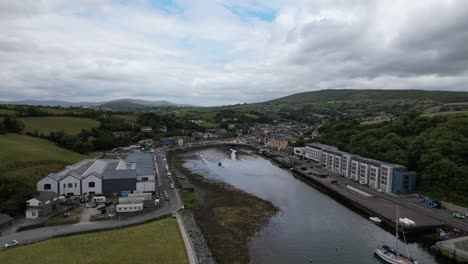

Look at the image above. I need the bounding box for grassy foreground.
[20,116,100,135]
[0,218,188,264]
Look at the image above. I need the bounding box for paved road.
[292,157,468,232]
[1,148,182,250]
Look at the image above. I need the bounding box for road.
[0,147,182,250]
[292,155,468,233]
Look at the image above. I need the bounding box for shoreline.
[169,147,279,264]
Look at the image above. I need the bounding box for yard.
[20,116,100,135]
[0,218,188,264]
[46,207,83,225]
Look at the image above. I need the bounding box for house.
[25,192,59,219]
[0,213,13,229]
[37,173,61,194]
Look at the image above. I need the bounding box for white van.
[92,196,106,203]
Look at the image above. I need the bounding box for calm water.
[183,148,452,264]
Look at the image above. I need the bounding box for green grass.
[114,114,137,123]
[182,190,196,210]
[0,109,17,115]
[360,118,393,125]
[38,107,84,115]
[421,111,468,117]
[0,218,188,264]
[21,116,100,135]
[46,207,83,224]
[0,134,91,167]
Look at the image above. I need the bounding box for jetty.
[435,235,468,263]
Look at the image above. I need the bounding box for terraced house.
[37,153,156,196]
[296,143,416,195]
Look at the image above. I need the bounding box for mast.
[395,206,399,253]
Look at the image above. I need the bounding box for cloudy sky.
[1,0,468,106]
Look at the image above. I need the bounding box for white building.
[36,153,156,196]
[302,143,415,195]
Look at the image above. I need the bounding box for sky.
[1,0,468,106]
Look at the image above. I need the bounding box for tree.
[3,115,24,133]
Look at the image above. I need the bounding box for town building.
[25,192,59,219]
[36,153,156,197]
[299,143,416,195]
[0,213,13,229]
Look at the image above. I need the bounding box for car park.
[4,240,19,248]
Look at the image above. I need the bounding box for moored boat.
[370,216,382,223]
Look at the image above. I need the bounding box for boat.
[369,216,382,223]
[374,207,418,264]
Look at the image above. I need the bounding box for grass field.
[0,134,91,167]
[46,207,83,224]
[360,118,393,125]
[0,109,17,115]
[0,218,188,264]
[421,111,468,117]
[115,114,137,123]
[21,116,100,135]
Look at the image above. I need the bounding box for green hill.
[268,89,468,104]
[0,134,99,215]
[21,116,100,135]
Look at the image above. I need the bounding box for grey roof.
[47,173,61,181]
[126,153,154,176]
[34,191,58,202]
[102,169,137,180]
[0,213,13,225]
[69,160,94,175]
[103,160,119,171]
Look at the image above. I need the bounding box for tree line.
[313,114,468,206]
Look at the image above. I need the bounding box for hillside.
[268,89,468,104]
[0,98,181,110]
[313,114,468,206]
[0,134,99,215]
[21,117,100,135]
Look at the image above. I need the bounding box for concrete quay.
[435,235,468,263]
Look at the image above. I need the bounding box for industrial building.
[36,153,156,196]
[294,143,416,195]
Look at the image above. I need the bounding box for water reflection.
[183,148,450,264]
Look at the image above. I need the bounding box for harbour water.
[183,148,452,264]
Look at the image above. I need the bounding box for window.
[32,211,37,217]
[142,177,149,181]
[63,183,66,188]
[74,183,77,188]
[67,183,73,188]
[89,182,95,188]
[44,184,51,190]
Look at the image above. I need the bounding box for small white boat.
[370,216,382,223]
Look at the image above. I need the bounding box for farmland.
[0,218,188,264]
[21,116,100,135]
[0,134,92,167]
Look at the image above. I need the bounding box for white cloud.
[0,0,467,106]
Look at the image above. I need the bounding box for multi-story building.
[300,143,416,195]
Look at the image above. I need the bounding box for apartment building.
[300,143,416,195]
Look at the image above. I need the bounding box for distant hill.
[0,98,185,110]
[267,89,468,104]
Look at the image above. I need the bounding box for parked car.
[377,188,383,193]
[154,198,160,205]
[85,203,93,208]
[359,181,366,185]
[4,240,19,248]
[170,183,175,189]
[453,213,466,219]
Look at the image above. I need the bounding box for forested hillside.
[314,114,468,205]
